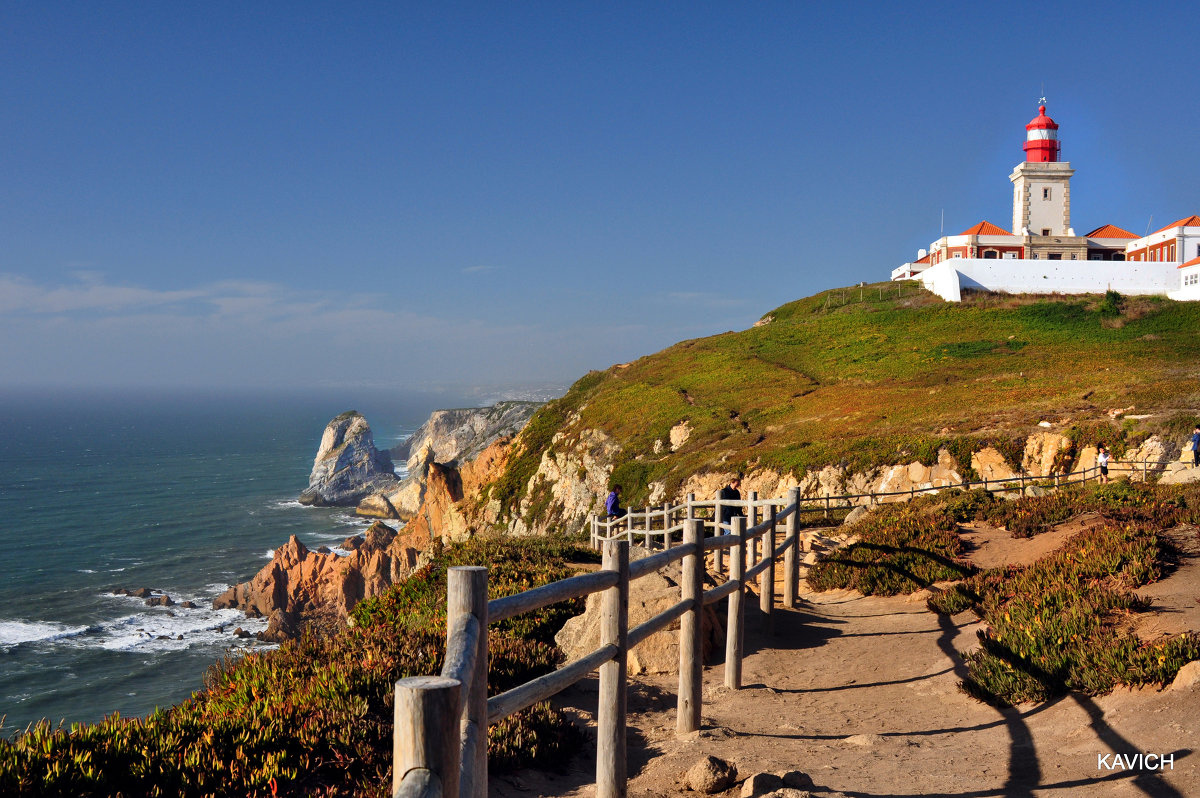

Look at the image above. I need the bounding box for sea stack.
[298,411,400,506]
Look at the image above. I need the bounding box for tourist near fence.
[390,455,1169,798]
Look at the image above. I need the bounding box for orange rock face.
[213,521,426,636]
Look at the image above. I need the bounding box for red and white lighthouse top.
[1023,104,1060,163]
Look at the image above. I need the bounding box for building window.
[1170,244,1176,261]
[1048,253,1062,260]
[1032,253,1039,259]
[1070,254,1077,259]
[1043,188,1051,200]
[1041,228,1051,236]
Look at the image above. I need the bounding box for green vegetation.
[489,286,1200,521]
[807,499,976,594]
[0,536,598,797]
[809,481,1200,707]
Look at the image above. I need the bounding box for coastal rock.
[358,402,537,521]
[555,546,723,675]
[298,412,398,507]
[741,772,784,797]
[685,755,737,793]
[401,440,513,544]
[1122,435,1179,475]
[1159,464,1200,485]
[213,521,428,634]
[510,427,622,536]
[391,401,541,471]
[1022,432,1072,476]
[971,447,1017,482]
[258,609,300,643]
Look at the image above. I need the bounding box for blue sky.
[3,1,1198,391]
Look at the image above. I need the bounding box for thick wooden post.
[745,491,758,572]
[712,489,724,574]
[394,676,461,798]
[783,487,801,607]
[597,540,629,798]
[678,519,703,735]
[760,506,776,631]
[725,515,745,689]
[447,566,488,797]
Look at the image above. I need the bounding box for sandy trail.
[493,526,1200,798]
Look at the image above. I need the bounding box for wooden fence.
[391,456,1171,797]
[392,487,807,798]
[590,458,1170,554]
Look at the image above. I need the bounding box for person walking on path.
[718,474,745,528]
[605,485,626,520]
[1097,445,1111,484]
[1192,426,1200,467]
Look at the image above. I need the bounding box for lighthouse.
[1022,104,1060,162]
[1010,103,1075,241]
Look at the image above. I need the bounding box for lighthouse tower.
[1010,104,1075,240]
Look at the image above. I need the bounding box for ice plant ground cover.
[0,535,597,797]
[809,481,1200,706]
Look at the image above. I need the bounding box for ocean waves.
[1,590,271,657]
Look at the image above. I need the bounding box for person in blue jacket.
[605,485,626,519]
[1192,426,1200,467]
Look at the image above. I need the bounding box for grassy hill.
[494,284,1200,512]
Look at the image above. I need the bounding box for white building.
[894,105,1193,301]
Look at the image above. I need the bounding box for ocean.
[0,387,469,737]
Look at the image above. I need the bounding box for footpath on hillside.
[493,523,1200,798]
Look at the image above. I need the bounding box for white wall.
[916,257,1178,302]
[1169,264,1200,301]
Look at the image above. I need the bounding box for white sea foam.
[271,499,306,510]
[79,587,272,652]
[0,620,89,650]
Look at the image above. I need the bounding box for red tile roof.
[1180,256,1200,269]
[914,253,931,264]
[1084,224,1137,239]
[959,220,1012,236]
[1153,215,1200,234]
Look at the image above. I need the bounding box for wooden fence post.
[783,487,801,608]
[597,539,630,798]
[713,490,724,575]
[678,519,703,735]
[761,506,776,632]
[725,515,745,689]
[746,491,759,572]
[394,676,461,798]
[662,503,670,549]
[447,566,488,797]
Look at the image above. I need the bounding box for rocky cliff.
[357,401,540,521]
[392,401,541,468]
[298,411,399,506]
[212,520,432,640]
[501,420,1187,537]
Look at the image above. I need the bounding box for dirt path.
[494,527,1200,798]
